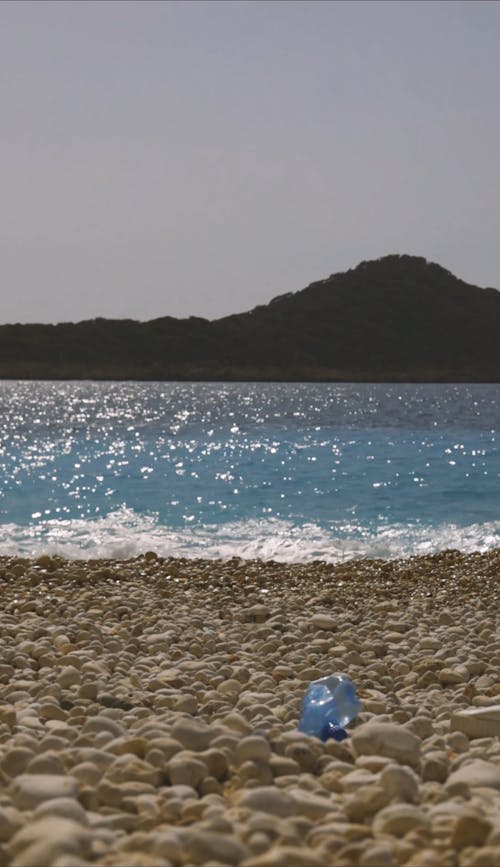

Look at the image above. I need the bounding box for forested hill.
[1,254,499,381]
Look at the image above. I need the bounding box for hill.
[0,254,498,381]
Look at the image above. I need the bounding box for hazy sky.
[1,0,499,324]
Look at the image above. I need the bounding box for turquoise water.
[0,381,498,561]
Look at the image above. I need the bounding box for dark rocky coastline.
[1,255,498,382]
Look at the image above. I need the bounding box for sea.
[0,381,498,563]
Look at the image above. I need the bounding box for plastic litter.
[298,673,361,742]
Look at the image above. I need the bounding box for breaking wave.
[0,507,499,563]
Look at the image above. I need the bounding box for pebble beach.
[0,549,499,867]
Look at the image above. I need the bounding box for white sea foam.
[0,508,498,563]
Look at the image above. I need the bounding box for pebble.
[106,755,161,786]
[380,763,419,802]
[372,803,430,837]
[269,755,300,777]
[10,774,78,810]
[33,797,88,824]
[286,787,337,819]
[310,614,337,631]
[351,721,421,767]
[241,845,326,867]
[1,748,35,778]
[447,759,500,791]
[0,705,17,728]
[238,787,296,817]
[439,666,470,685]
[0,806,23,842]
[149,829,186,862]
[25,751,66,775]
[344,784,390,820]
[168,754,209,788]
[58,666,81,688]
[421,751,449,783]
[82,716,123,738]
[9,817,91,867]
[450,812,492,849]
[243,605,271,623]
[236,736,272,765]
[463,847,500,867]
[186,829,250,865]
[359,843,397,867]
[171,717,213,751]
[450,704,500,739]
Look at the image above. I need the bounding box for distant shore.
[1,549,499,864]
[0,255,498,383]
[0,368,499,382]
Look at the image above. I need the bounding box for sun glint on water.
[0,381,498,561]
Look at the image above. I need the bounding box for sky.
[1,0,500,324]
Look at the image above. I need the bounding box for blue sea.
[0,381,498,562]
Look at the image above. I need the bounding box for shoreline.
[1,549,499,865]
[1,375,500,383]
[2,546,499,596]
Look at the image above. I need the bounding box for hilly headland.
[1,254,499,381]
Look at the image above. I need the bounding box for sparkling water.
[0,381,498,561]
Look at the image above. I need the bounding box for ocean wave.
[0,508,499,563]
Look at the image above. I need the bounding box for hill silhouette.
[0,254,498,381]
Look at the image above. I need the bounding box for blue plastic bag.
[298,674,361,742]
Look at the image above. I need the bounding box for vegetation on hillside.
[0,255,498,381]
